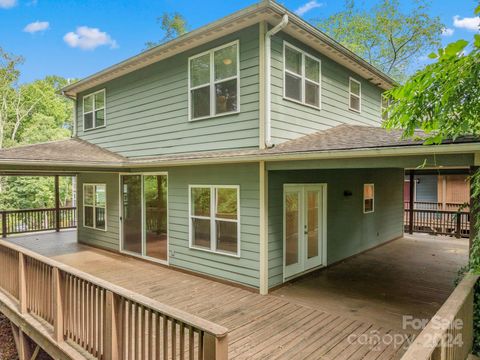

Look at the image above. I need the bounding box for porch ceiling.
[0,125,479,169]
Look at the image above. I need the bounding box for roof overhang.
[61,0,395,98]
[1,142,478,170]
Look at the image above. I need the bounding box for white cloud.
[295,0,324,16]
[453,15,480,31]
[441,27,454,37]
[63,26,117,50]
[0,0,17,9]
[24,21,50,33]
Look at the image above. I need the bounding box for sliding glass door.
[121,174,168,262]
[121,175,142,255]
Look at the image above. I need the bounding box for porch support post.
[469,165,479,253]
[259,161,269,295]
[409,170,414,234]
[54,175,60,232]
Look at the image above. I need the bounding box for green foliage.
[385,4,480,353]
[0,47,74,211]
[145,12,188,49]
[316,0,444,80]
[0,176,73,210]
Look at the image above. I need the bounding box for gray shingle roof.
[0,125,477,167]
[0,138,126,165]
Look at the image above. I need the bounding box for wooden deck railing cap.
[0,239,229,338]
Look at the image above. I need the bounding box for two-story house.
[1,0,479,296]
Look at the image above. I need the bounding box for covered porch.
[2,229,469,359]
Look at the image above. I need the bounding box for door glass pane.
[307,191,319,259]
[285,192,300,266]
[145,175,168,261]
[122,175,142,255]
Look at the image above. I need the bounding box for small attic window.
[349,78,361,112]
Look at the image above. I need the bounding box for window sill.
[283,96,321,111]
[348,107,361,113]
[189,245,241,258]
[83,225,108,232]
[189,110,240,122]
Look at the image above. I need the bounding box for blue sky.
[1,0,479,83]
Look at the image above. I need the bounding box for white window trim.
[349,77,362,113]
[82,89,106,131]
[363,183,374,214]
[283,41,322,110]
[188,40,241,122]
[83,183,108,231]
[188,184,241,257]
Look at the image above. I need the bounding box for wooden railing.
[401,273,478,360]
[0,207,77,238]
[404,201,469,212]
[404,209,470,238]
[0,240,229,360]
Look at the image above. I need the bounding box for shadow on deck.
[5,231,469,360]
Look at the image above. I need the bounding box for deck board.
[6,231,468,360]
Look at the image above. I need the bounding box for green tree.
[384,5,480,352]
[316,0,444,80]
[145,12,188,49]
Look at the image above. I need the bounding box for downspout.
[264,14,288,148]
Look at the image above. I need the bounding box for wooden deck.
[5,231,469,360]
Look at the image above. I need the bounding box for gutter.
[264,14,289,148]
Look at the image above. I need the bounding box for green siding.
[270,31,384,144]
[76,26,260,158]
[77,172,120,251]
[76,163,261,288]
[268,168,404,288]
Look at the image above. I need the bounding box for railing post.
[55,175,60,232]
[456,212,462,238]
[53,267,64,343]
[18,253,27,314]
[2,211,6,238]
[203,333,228,360]
[104,290,122,360]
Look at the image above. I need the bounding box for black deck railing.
[404,208,470,238]
[0,207,77,237]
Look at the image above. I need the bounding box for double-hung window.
[349,78,361,112]
[189,185,240,256]
[84,184,107,230]
[83,89,106,130]
[189,41,240,120]
[284,42,321,108]
[363,184,374,213]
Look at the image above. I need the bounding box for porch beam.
[409,171,414,234]
[54,175,60,232]
[259,161,269,295]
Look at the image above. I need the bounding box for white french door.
[284,184,327,280]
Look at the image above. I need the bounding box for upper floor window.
[83,89,106,130]
[284,42,321,109]
[188,41,239,121]
[349,78,361,112]
[84,184,107,231]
